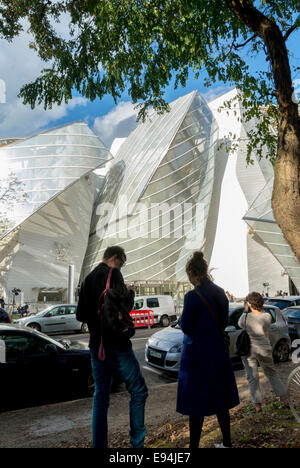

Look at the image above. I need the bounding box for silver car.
[13,304,88,334]
[145,304,291,372]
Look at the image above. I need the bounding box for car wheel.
[160,315,170,327]
[81,323,89,334]
[273,341,290,363]
[27,323,41,332]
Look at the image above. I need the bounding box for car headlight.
[169,344,182,354]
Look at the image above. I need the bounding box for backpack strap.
[98,268,113,361]
[97,268,113,314]
[106,267,113,290]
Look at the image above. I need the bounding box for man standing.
[76,246,148,448]
[0,296,5,309]
[0,306,10,323]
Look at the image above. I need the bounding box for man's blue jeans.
[90,345,148,448]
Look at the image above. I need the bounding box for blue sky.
[0,18,299,150]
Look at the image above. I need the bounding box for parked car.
[265,296,300,310]
[132,295,177,327]
[13,304,88,334]
[0,324,93,411]
[145,304,291,373]
[282,306,300,341]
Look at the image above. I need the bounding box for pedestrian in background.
[238,292,288,413]
[176,251,240,448]
[0,296,5,309]
[76,246,148,448]
[0,306,10,323]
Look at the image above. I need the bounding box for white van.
[132,295,177,327]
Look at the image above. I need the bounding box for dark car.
[0,308,11,323]
[282,307,300,342]
[265,296,300,310]
[0,324,93,411]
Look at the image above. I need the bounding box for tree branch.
[283,23,300,42]
[225,0,296,115]
[233,33,258,49]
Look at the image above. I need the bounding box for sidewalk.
[0,362,296,448]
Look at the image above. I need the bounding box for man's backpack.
[235,314,251,357]
[98,268,135,361]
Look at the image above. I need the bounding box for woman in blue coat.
[176,251,240,448]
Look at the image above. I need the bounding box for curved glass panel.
[0,122,110,230]
[82,92,220,284]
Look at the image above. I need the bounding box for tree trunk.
[272,114,300,263]
[226,0,300,263]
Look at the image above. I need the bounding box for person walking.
[76,246,148,448]
[238,292,288,413]
[176,251,240,449]
[0,296,5,309]
[0,306,10,323]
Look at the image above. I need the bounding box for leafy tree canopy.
[0,1,299,162]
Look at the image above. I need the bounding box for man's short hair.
[103,246,126,261]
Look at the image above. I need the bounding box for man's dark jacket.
[0,307,10,323]
[76,263,134,349]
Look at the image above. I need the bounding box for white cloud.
[0,97,88,138]
[0,21,87,138]
[202,85,233,103]
[93,101,140,148]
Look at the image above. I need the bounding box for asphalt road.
[58,326,178,389]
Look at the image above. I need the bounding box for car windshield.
[133,299,144,310]
[35,306,57,317]
[266,299,293,310]
[32,329,66,349]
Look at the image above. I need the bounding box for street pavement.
[0,360,296,448]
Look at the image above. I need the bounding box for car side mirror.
[58,339,71,349]
[225,325,236,333]
[45,344,58,355]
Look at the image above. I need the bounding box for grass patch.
[144,398,300,449]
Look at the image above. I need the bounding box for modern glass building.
[0,90,298,304]
[0,122,111,303]
[0,122,110,227]
[209,88,298,296]
[81,91,225,301]
[244,178,300,293]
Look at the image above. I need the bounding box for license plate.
[149,349,162,359]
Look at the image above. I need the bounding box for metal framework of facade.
[81,91,225,300]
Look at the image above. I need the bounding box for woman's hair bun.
[193,251,204,260]
[186,250,209,283]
